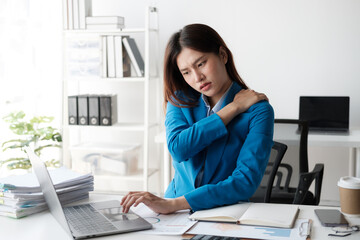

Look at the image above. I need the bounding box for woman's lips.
[200,82,211,91]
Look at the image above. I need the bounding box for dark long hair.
[163,23,248,108]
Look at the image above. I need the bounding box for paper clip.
[299,220,311,237]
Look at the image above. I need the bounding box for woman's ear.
[219,46,228,64]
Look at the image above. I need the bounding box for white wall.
[93,0,360,125]
[92,0,360,203]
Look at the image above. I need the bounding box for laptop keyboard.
[64,204,117,234]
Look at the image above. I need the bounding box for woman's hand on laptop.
[120,191,190,214]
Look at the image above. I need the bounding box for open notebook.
[189,202,299,228]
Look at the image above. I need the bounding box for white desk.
[273,126,360,177]
[155,128,360,189]
[2,193,360,240]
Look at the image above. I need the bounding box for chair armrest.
[293,163,324,205]
[278,163,293,191]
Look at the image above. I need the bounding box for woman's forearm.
[170,196,191,212]
[216,102,239,126]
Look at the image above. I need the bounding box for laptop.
[299,96,350,134]
[25,147,152,239]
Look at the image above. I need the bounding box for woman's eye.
[182,71,188,76]
[198,61,206,67]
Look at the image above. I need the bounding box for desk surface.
[2,193,360,240]
[274,125,360,147]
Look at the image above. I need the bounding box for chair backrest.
[273,119,309,189]
[273,119,324,205]
[275,119,309,174]
[257,141,288,203]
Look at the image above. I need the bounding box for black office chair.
[250,141,288,203]
[270,119,324,205]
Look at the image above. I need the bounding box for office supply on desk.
[189,235,241,240]
[189,202,299,228]
[314,209,349,227]
[0,167,93,218]
[299,96,350,133]
[328,226,360,237]
[0,184,91,208]
[4,192,360,240]
[338,176,360,215]
[26,147,152,239]
[132,203,197,235]
[186,218,310,240]
[0,166,93,193]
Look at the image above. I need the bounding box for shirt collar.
[201,82,233,116]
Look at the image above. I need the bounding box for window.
[0,0,63,174]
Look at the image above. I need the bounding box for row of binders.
[63,0,126,31]
[0,167,93,219]
[102,36,144,78]
[68,95,117,126]
[63,0,92,30]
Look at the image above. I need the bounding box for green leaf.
[0,157,27,166]
[7,159,32,170]
[2,139,32,151]
[2,111,62,171]
[35,144,61,155]
[2,111,25,123]
[52,132,62,142]
[2,139,26,148]
[45,159,60,168]
[30,116,54,124]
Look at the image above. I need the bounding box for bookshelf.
[61,6,161,193]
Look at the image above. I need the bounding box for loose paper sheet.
[132,203,197,235]
[186,218,311,240]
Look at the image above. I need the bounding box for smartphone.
[314,209,349,227]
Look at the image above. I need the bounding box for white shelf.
[62,7,161,194]
[64,28,158,35]
[67,122,158,131]
[66,76,159,83]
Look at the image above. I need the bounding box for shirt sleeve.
[165,101,228,163]
[184,101,274,211]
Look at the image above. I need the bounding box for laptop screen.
[299,96,350,131]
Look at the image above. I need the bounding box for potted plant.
[0,111,62,171]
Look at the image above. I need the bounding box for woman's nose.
[194,70,204,83]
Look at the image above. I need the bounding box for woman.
[121,23,274,214]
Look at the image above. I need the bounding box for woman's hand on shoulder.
[232,89,268,115]
[217,89,268,126]
[120,191,190,214]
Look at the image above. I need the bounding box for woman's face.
[176,47,232,106]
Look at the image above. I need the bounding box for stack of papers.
[85,16,125,30]
[0,167,93,218]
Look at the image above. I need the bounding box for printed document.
[132,203,197,235]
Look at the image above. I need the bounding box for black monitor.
[299,96,350,132]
